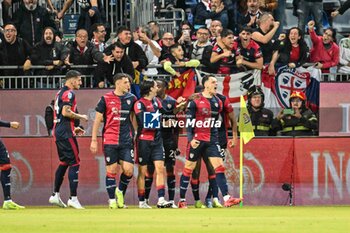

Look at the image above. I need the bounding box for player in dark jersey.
[90,73,137,209]
[134,79,172,209]
[0,120,25,210]
[144,78,186,208]
[189,89,238,208]
[49,70,88,209]
[178,75,242,208]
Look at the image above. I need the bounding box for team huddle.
[1,70,242,210]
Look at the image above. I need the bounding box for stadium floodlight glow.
[282,183,293,206]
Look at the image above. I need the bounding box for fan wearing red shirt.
[268,27,309,75]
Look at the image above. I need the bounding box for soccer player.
[190,90,238,208]
[0,120,25,210]
[144,78,186,208]
[90,73,137,209]
[49,70,88,209]
[134,79,172,209]
[178,75,242,208]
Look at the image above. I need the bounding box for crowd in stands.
[0,0,350,89]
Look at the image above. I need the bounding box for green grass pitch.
[1,206,350,233]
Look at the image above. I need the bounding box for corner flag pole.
[238,95,255,207]
[240,132,243,207]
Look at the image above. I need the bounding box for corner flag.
[238,95,255,144]
[238,95,255,207]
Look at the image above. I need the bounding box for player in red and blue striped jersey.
[178,75,242,208]
[134,79,172,209]
[144,78,186,208]
[0,120,25,210]
[90,73,137,209]
[49,70,88,209]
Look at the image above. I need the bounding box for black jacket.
[248,106,275,136]
[94,55,134,84]
[66,40,104,65]
[13,4,57,47]
[0,37,32,75]
[272,108,318,136]
[192,2,221,26]
[339,0,350,15]
[105,40,148,72]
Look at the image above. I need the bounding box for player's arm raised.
[90,111,103,154]
[62,105,88,121]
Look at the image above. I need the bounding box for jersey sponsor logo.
[144,110,161,129]
[202,108,209,115]
[112,107,118,114]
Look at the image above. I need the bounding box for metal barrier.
[0,65,349,89]
[129,0,185,35]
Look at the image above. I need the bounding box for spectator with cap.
[245,85,274,136]
[272,91,318,136]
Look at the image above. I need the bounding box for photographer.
[272,91,318,136]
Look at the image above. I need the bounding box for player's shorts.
[103,144,134,165]
[55,137,80,166]
[0,140,11,168]
[137,139,164,166]
[186,140,221,162]
[163,142,177,167]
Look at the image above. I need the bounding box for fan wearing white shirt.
[135,25,162,76]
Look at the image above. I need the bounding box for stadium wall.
[2,137,350,206]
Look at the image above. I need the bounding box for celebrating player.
[0,120,25,210]
[49,70,88,209]
[90,73,137,209]
[178,75,242,208]
[134,79,172,208]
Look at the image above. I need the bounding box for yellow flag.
[238,95,255,144]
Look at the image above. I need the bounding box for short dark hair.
[197,26,210,33]
[201,75,214,86]
[147,21,158,26]
[156,78,169,89]
[239,27,252,34]
[113,73,132,84]
[170,43,181,53]
[140,79,156,97]
[91,23,105,33]
[117,26,131,35]
[65,70,81,80]
[110,41,125,51]
[3,22,17,30]
[220,29,234,38]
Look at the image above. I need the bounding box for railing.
[0,65,349,89]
